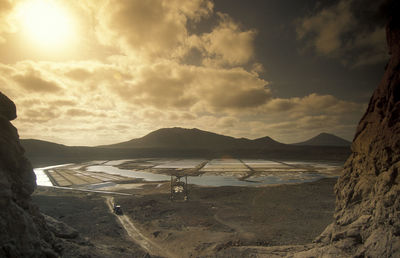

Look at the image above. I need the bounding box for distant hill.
[21,139,68,152]
[21,128,351,166]
[102,127,284,149]
[294,133,351,147]
[21,139,97,167]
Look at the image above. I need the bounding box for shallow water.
[153,159,207,169]
[85,162,337,187]
[34,164,72,186]
[35,159,342,187]
[86,165,171,181]
[104,159,135,166]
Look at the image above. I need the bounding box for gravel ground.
[33,177,337,257]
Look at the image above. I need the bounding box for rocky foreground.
[0,92,58,257]
[292,10,400,258]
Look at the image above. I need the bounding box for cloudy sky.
[0,0,389,146]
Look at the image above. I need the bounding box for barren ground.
[33,177,336,257]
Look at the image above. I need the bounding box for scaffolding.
[170,175,188,201]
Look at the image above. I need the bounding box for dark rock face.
[0,93,16,121]
[0,91,57,257]
[297,14,400,258]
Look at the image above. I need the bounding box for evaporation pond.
[86,165,171,181]
[85,163,335,187]
[34,164,72,186]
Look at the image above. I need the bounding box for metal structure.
[170,175,188,201]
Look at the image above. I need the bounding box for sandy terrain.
[33,176,336,257]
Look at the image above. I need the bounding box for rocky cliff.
[296,10,400,258]
[0,91,146,257]
[0,92,58,257]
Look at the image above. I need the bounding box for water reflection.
[34,164,72,186]
[86,164,331,187]
[35,160,340,187]
[86,165,171,181]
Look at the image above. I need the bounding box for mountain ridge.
[21,128,350,149]
[101,127,285,149]
[20,127,351,167]
[294,132,351,147]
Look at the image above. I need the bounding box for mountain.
[21,139,128,167]
[21,139,93,166]
[22,139,69,152]
[102,127,284,149]
[294,133,351,147]
[21,128,351,166]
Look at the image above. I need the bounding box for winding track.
[105,196,177,258]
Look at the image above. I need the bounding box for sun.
[17,0,76,50]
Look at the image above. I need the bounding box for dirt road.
[105,196,177,258]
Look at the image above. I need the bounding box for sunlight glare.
[18,0,76,50]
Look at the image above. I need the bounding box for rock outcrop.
[0,92,58,257]
[296,8,400,258]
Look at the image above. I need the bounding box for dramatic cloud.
[297,1,353,55]
[13,72,62,93]
[297,0,388,67]
[105,61,269,111]
[241,93,365,142]
[0,0,372,145]
[21,107,59,123]
[93,0,213,61]
[193,66,269,110]
[1,57,363,145]
[191,13,257,66]
[66,108,98,117]
[64,68,92,81]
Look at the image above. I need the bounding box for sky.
[0,0,390,146]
